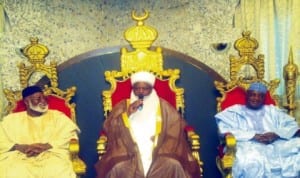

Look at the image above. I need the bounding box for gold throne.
[214,31,280,178]
[97,10,203,175]
[3,37,86,177]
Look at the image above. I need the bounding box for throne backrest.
[218,86,276,111]
[110,78,176,107]
[102,69,184,118]
[102,10,184,118]
[3,37,77,122]
[215,31,280,112]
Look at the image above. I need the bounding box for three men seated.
[0,86,80,178]
[215,82,300,178]
[95,71,201,178]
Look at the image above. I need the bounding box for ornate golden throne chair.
[3,37,86,177]
[96,10,203,175]
[214,31,280,178]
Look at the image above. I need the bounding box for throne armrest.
[184,126,203,175]
[216,133,236,178]
[97,131,107,160]
[69,139,86,175]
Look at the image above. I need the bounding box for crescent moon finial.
[131,9,149,23]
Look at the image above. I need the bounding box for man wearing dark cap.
[215,82,300,178]
[0,85,80,178]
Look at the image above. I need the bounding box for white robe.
[215,104,300,178]
[129,90,159,175]
[0,110,80,178]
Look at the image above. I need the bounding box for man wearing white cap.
[215,82,300,178]
[95,71,201,178]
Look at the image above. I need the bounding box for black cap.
[22,85,43,98]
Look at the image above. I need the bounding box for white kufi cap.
[131,71,156,86]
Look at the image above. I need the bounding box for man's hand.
[127,99,143,116]
[13,144,29,154]
[252,132,279,144]
[26,143,52,157]
[13,143,52,157]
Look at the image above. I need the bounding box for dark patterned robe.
[95,98,201,178]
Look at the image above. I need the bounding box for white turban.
[130,71,156,86]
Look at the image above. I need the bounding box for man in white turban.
[215,82,300,178]
[95,71,201,178]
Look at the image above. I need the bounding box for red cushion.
[13,95,72,119]
[111,78,177,108]
[220,87,276,111]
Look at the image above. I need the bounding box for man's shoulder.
[159,98,174,108]
[263,104,287,114]
[220,104,244,113]
[2,111,26,119]
[47,109,72,119]
[1,111,27,124]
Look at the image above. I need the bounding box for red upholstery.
[220,87,276,111]
[12,94,72,119]
[111,78,176,108]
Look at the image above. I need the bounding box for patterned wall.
[0,0,299,121]
[0,0,240,90]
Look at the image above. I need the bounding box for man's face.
[245,90,266,110]
[25,92,48,113]
[132,82,153,98]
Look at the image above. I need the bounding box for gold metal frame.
[98,10,203,175]
[3,37,86,176]
[283,48,299,117]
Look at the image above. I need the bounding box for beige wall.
[0,0,299,121]
[0,0,241,90]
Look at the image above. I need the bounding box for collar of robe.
[122,99,162,150]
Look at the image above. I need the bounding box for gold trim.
[283,47,299,116]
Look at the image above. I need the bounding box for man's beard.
[29,101,48,113]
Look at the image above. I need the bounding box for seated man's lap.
[107,157,187,178]
[235,141,300,177]
[148,157,187,178]
[0,152,75,178]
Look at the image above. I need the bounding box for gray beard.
[29,101,49,113]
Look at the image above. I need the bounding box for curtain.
[234,0,300,98]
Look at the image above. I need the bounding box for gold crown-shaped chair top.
[229,31,279,90]
[230,31,265,84]
[120,10,163,74]
[124,10,158,49]
[22,37,49,65]
[215,31,280,111]
[3,38,75,118]
[103,10,184,116]
[234,31,259,57]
